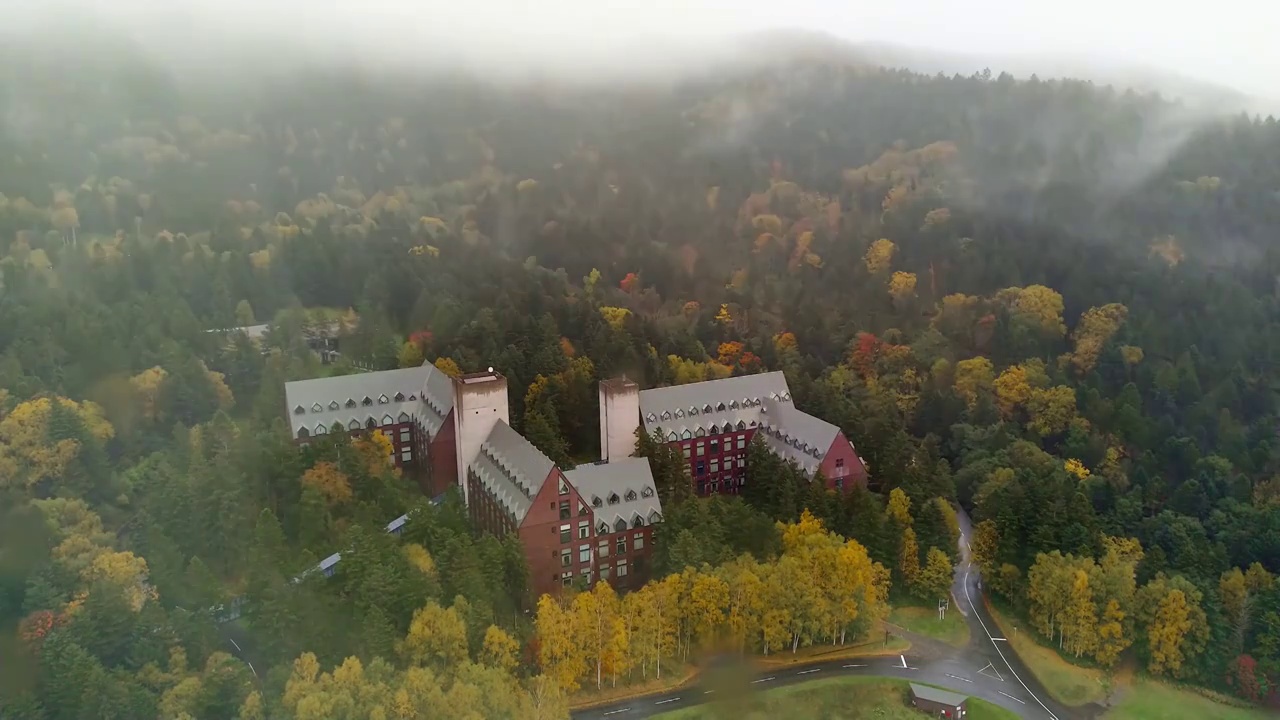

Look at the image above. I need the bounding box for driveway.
[574,507,1082,720]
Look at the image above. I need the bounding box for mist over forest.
[2,7,1280,720]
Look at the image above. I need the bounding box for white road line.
[703,690,714,695]
[964,570,1059,720]
[229,638,242,652]
[797,668,821,675]
[900,654,908,668]
[978,662,1004,682]
[654,698,680,705]
[946,673,973,683]
[998,691,1026,704]
[991,637,1008,642]
[602,709,631,716]
[842,664,867,668]
[751,677,776,684]
[247,661,257,678]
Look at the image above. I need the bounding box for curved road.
[574,507,1081,720]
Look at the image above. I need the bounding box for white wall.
[453,374,510,505]
[599,379,640,462]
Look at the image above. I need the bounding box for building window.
[578,520,590,539]
[616,560,628,578]
[710,440,719,454]
[600,566,611,581]
[400,429,411,442]
[362,397,373,406]
[560,524,571,543]
[836,477,845,490]
[616,535,627,555]
[737,436,747,450]
[559,500,570,520]
[558,478,569,495]
[633,533,645,550]
[695,461,706,476]
[579,545,591,563]
[836,458,845,468]
[710,459,719,473]
[598,539,609,558]
[401,449,411,461]
[561,572,573,587]
[682,446,691,459]
[579,502,589,517]
[710,481,718,493]
[725,457,734,470]
[560,549,572,567]
[580,568,592,583]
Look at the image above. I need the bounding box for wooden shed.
[909,683,969,718]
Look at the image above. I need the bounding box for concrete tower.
[599,377,640,462]
[452,369,510,505]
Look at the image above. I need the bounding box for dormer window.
[592,496,603,508]
[781,392,791,401]
[689,406,698,416]
[675,409,685,419]
[625,489,637,501]
[614,518,627,532]
[661,411,671,421]
[297,427,310,438]
[632,515,644,528]
[398,412,410,422]
[703,404,713,413]
[716,402,726,411]
[647,412,657,422]
[667,432,678,442]
[366,417,377,429]
[598,522,610,534]
[681,429,692,440]
[312,403,323,413]
[378,394,389,404]
[729,400,739,409]
[348,419,361,430]
[315,424,328,435]
[394,392,405,401]
[695,427,706,438]
[346,398,357,408]
[558,478,569,496]
[382,414,394,426]
[294,405,306,415]
[362,396,373,406]
[409,394,417,401]
[328,401,340,410]
[752,397,760,405]
[710,424,720,434]
[641,487,654,498]
[608,492,620,505]
[649,510,663,523]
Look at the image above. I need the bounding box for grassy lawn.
[986,601,1108,706]
[655,676,1018,719]
[569,663,699,710]
[754,627,911,667]
[888,604,970,648]
[1103,678,1272,720]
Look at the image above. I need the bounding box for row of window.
[557,558,632,587]
[662,421,753,442]
[645,393,790,423]
[558,514,657,543]
[296,414,411,438]
[683,434,750,459]
[557,533,645,567]
[293,392,411,414]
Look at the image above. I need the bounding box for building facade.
[285,365,663,598]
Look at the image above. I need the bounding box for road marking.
[229,638,242,652]
[247,661,257,678]
[964,569,1059,720]
[751,677,776,684]
[602,709,631,716]
[978,662,1004,682]
[842,664,867,668]
[900,655,908,668]
[654,698,680,705]
[998,691,1026,704]
[797,668,821,675]
[945,673,973,683]
[703,690,714,695]
[991,637,1008,642]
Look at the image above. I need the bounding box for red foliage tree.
[1226,654,1263,703]
[619,272,640,294]
[850,332,882,379]
[738,351,763,373]
[409,330,434,350]
[19,610,60,655]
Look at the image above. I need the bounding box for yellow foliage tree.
[398,340,425,368]
[1064,458,1091,480]
[354,430,396,477]
[1001,285,1066,337]
[887,271,917,302]
[131,366,169,421]
[714,303,734,326]
[599,306,631,331]
[1027,386,1077,436]
[1120,345,1145,367]
[916,547,953,602]
[536,594,586,693]
[403,544,438,578]
[0,396,114,493]
[1069,303,1128,375]
[953,357,994,409]
[480,625,521,672]
[301,461,353,506]
[886,488,913,527]
[899,526,921,588]
[401,601,469,668]
[434,357,461,378]
[863,238,896,274]
[83,550,154,612]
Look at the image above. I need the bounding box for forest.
[3,23,1280,719]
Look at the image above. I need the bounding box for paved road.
[574,507,1079,720]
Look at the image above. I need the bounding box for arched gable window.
[716,402,726,411]
[694,427,706,438]
[394,392,405,401]
[398,412,411,422]
[365,417,377,429]
[294,405,306,415]
[345,398,357,408]
[381,414,394,426]
[362,396,373,406]
[737,420,746,430]
[348,419,361,430]
[328,401,339,410]
[378,394,389,404]
[315,424,328,435]
[297,427,310,438]
[614,518,627,532]
[681,429,692,440]
[311,403,323,413]
[631,515,644,528]
[667,432,678,442]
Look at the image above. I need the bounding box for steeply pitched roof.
[469,420,557,524]
[563,457,663,534]
[759,397,841,474]
[413,363,456,435]
[639,371,790,439]
[910,683,968,707]
[285,365,432,436]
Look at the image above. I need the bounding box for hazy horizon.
[3,0,1277,105]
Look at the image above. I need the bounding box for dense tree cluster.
[3,26,1280,716]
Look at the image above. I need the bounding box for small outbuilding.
[909,683,969,718]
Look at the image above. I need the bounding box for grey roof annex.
[639,371,791,438]
[758,397,841,474]
[910,683,968,707]
[563,457,663,535]
[469,420,558,523]
[284,361,457,437]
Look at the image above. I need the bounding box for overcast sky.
[8,0,1279,100]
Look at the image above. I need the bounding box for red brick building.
[286,365,664,598]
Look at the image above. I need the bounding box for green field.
[655,676,1018,719]
[888,604,971,648]
[1103,678,1272,720]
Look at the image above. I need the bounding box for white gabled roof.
[562,457,663,533]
